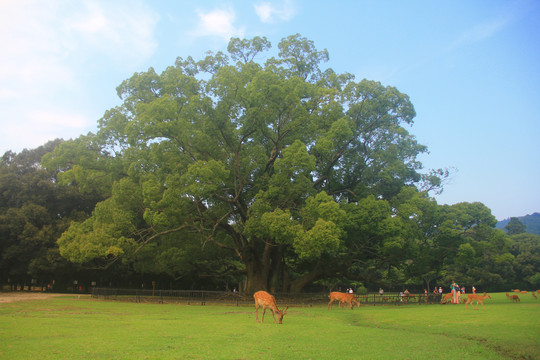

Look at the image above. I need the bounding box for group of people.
[444,282,477,303]
[377,283,477,304]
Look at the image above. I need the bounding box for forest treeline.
[497,213,540,235]
[1,35,538,293]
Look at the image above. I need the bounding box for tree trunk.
[243,259,267,294]
[287,262,324,293]
[242,243,270,294]
[242,242,286,294]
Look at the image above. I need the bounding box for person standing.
[451,281,459,304]
[472,286,476,294]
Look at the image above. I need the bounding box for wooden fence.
[91,288,443,306]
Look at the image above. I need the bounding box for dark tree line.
[1,35,538,293]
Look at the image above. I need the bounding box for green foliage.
[0,140,91,287]
[509,232,540,288]
[294,218,341,259]
[497,212,540,235]
[505,217,527,235]
[17,34,523,293]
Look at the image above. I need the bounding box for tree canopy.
[27,34,527,293]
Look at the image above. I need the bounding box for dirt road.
[0,292,71,303]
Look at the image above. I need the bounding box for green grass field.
[0,292,538,359]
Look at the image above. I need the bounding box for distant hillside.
[497,212,540,235]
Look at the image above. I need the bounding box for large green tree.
[510,232,540,289]
[0,140,95,290]
[49,35,444,293]
[505,217,527,235]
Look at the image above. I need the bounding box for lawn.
[0,292,538,359]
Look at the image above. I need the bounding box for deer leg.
[261,307,266,323]
[255,304,260,322]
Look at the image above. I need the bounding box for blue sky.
[1,0,539,220]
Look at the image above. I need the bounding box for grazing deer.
[328,292,361,310]
[506,292,520,302]
[441,293,453,304]
[466,292,491,310]
[253,291,288,324]
[520,290,527,294]
[512,289,520,293]
[531,292,537,300]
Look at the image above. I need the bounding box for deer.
[506,292,520,302]
[532,292,537,300]
[441,293,453,304]
[328,292,361,310]
[465,292,491,310]
[253,291,288,324]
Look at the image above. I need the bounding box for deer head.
[276,306,288,324]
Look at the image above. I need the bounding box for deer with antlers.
[253,291,288,324]
[328,292,361,310]
[465,292,491,310]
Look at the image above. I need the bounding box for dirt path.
[0,292,73,303]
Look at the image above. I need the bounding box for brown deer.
[328,292,361,310]
[253,291,288,324]
[531,292,537,300]
[506,292,520,302]
[520,290,527,294]
[441,293,453,304]
[466,292,491,310]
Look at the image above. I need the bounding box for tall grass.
[0,292,538,359]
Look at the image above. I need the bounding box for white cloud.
[2,109,91,152]
[66,0,159,68]
[446,17,510,54]
[0,0,159,88]
[191,7,245,41]
[254,0,297,24]
[0,0,159,154]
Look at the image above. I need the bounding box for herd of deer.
[505,289,539,303]
[254,288,540,324]
[253,290,361,324]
